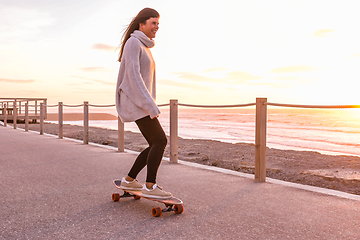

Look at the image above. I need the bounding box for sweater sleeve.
[119,39,160,119]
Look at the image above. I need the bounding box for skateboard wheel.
[174,204,184,214]
[133,195,141,200]
[112,193,121,202]
[151,207,162,217]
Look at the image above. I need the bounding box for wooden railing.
[0,98,47,129]
[2,98,359,183]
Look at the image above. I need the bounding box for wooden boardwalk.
[0,114,39,123]
[0,98,47,123]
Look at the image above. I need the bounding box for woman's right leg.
[127,116,167,183]
[121,140,150,190]
[127,147,150,180]
[126,116,172,199]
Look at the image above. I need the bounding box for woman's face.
[139,17,159,39]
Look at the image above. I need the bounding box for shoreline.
[16,122,360,196]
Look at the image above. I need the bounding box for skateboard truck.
[163,204,177,212]
[120,191,136,198]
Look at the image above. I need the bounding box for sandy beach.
[16,115,360,196]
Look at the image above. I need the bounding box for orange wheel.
[133,195,141,200]
[151,207,162,217]
[112,193,121,202]
[174,204,184,214]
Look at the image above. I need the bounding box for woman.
[115,8,172,199]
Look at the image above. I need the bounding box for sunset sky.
[1,0,360,106]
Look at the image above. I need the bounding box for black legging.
[128,116,167,184]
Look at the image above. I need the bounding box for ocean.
[48,107,360,157]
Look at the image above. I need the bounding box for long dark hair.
[118,8,160,62]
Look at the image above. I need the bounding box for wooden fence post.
[13,100,17,129]
[25,103,29,131]
[170,99,178,163]
[4,103,7,127]
[44,99,47,119]
[255,98,267,182]
[58,102,63,139]
[83,101,89,144]
[40,103,44,135]
[118,116,125,152]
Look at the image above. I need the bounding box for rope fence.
[266,102,360,109]
[157,103,170,107]
[62,104,84,108]
[2,98,359,183]
[177,103,256,108]
[88,104,116,107]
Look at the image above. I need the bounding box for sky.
[1,0,360,106]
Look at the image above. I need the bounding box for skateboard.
[112,180,184,217]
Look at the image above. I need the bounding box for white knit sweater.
[115,30,160,122]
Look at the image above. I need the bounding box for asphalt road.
[1,126,360,239]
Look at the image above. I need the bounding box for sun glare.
[346,108,360,120]
[332,108,360,128]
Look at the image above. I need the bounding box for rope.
[266,102,360,109]
[8,101,360,110]
[158,103,170,107]
[62,104,84,107]
[26,105,42,107]
[177,102,256,108]
[88,104,115,107]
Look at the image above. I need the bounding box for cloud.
[349,53,360,58]
[172,69,316,90]
[159,79,187,87]
[313,29,335,37]
[79,67,111,72]
[158,79,213,91]
[226,71,263,82]
[174,71,263,85]
[0,6,54,43]
[70,75,114,86]
[270,65,322,73]
[273,76,315,86]
[274,76,301,81]
[174,72,218,83]
[0,78,35,83]
[92,43,117,52]
[69,89,114,95]
[202,67,228,73]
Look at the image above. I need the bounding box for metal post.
[40,103,44,135]
[4,103,7,127]
[58,102,63,139]
[83,101,89,144]
[13,100,17,129]
[35,100,38,115]
[118,116,125,152]
[25,103,29,131]
[255,98,267,182]
[170,99,178,163]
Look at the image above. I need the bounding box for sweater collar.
[131,30,155,48]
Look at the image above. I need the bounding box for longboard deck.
[113,180,183,205]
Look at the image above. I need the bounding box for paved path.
[1,126,360,239]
